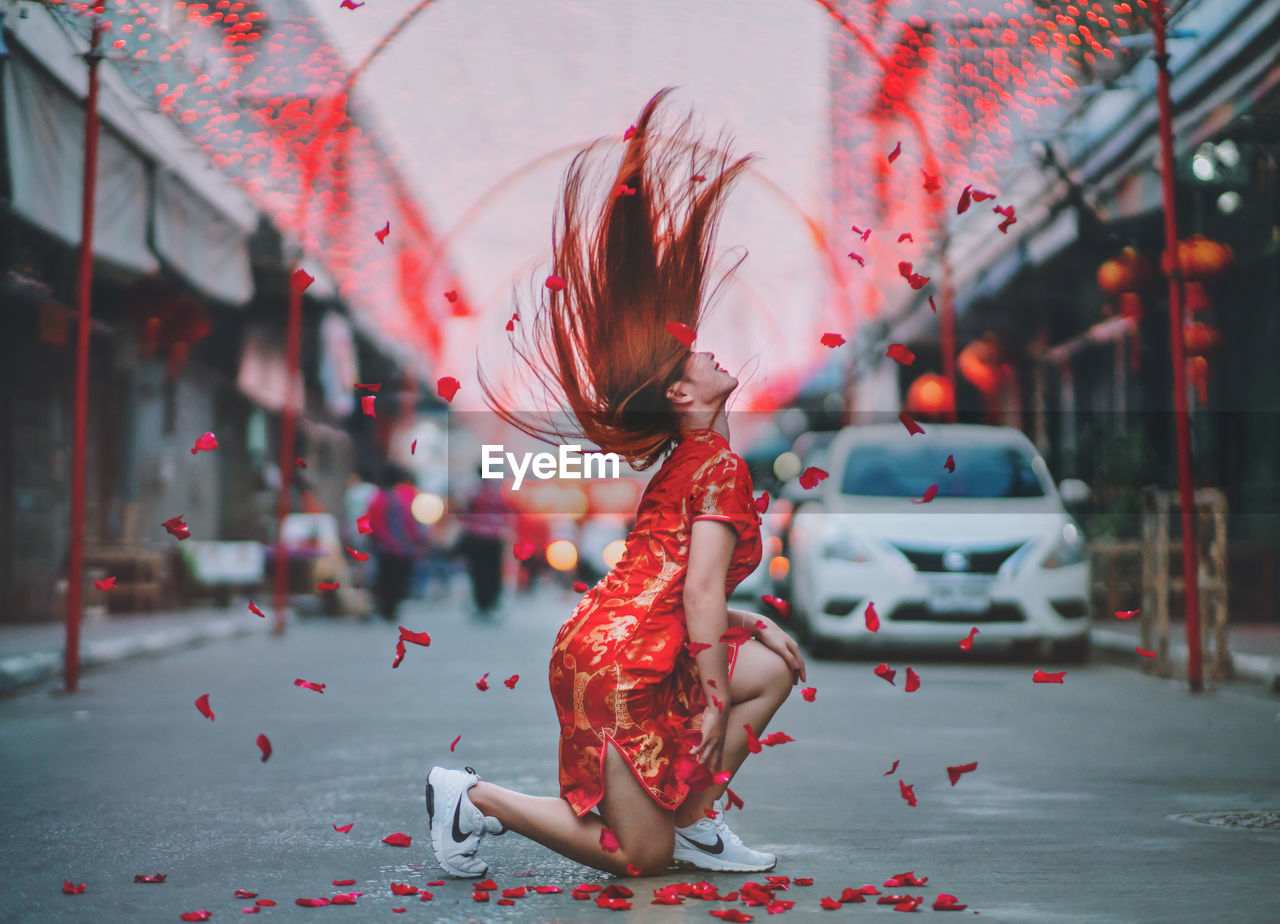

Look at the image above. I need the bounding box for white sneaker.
[673,799,777,872]
[425,766,505,878]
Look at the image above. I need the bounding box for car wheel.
[1050,634,1092,664]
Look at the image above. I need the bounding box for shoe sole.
[671,851,778,873]
[426,768,488,878]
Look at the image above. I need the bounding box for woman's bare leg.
[673,639,795,827]
[467,742,675,876]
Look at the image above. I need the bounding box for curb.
[1091,627,1280,692]
[0,616,272,696]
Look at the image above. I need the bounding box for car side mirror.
[1058,478,1091,506]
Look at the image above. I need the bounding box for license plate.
[926,576,993,613]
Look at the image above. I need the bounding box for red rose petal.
[865,601,880,632]
[356,514,371,535]
[545,274,567,291]
[391,882,419,896]
[1137,647,1157,658]
[295,897,329,907]
[62,880,87,895]
[820,332,846,348]
[291,268,313,292]
[599,826,621,852]
[163,515,191,540]
[947,761,978,785]
[760,595,791,622]
[944,454,956,472]
[256,733,271,762]
[504,674,519,690]
[799,467,829,490]
[1115,609,1140,619]
[315,582,339,592]
[475,672,490,692]
[838,887,866,903]
[958,627,979,650]
[437,376,461,403]
[899,779,918,806]
[573,580,589,592]
[912,484,939,504]
[134,874,166,883]
[450,734,461,752]
[874,663,896,685]
[345,545,370,562]
[398,627,431,647]
[720,626,754,645]
[294,678,325,693]
[884,758,900,776]
[725,787,744,811]
[886,343,915,366]
[1033,670,1067,683]
[820,896,842,910]
[761,731,794,747]
[754,492,770,514]
[354,382,380,392]
[933,893,968,911]
[686,641,712,657]
[179,913,211,922]
[361,395,376,417]
[93,576,117,591]
[957,185,973,214]
[898,232,914,244]
[887,140,902,163]
[374,221,390,244]
[847,251,865,266]
[744,723,762,754]
[899,412,925,435]
[801,686,817,702]
[904,667,921,692]
[190,432,218,454]
[332,823,352,833]
[922,170,941,194]
[195,693,214,722]
[665,321,696,346]
[248,601,267,619]
[234,889,258,898]
[382,832,412,847]
[513,540,536,561]
[332,879,356,887]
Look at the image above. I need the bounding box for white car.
[787,424,1092,660]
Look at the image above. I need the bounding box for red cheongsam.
[548,428,763,817]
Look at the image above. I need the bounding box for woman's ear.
[666,380,690,407]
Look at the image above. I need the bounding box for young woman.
[426,89,806,878]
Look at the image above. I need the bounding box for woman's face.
[670,351,737,410]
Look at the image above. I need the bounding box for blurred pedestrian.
[366,464,424,623]
[457,473,512,618]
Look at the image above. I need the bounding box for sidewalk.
[0,603,275,695]
[1091,618,1280,690]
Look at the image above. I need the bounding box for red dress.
[548,428,763,817]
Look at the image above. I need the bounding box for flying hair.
[479,88,755,470]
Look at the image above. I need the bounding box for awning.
[3,3,257,304]
[3,49,157,275]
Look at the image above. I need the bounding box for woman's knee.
[626,839,673,876]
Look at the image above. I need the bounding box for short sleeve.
[690,453,759,538]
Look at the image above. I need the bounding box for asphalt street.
[2,579,1278,923]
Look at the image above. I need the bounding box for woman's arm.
[684,519,737,767]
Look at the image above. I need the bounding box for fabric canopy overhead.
[3,2,256,304]
[4,50,157,276]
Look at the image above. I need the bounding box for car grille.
[891,542,1026,574]
[889,603,1026,623]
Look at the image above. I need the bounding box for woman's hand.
[748,613,807,684]
[691,703,727,772]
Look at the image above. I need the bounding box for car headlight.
[1041,521,1087,569]
[821,531,874,563]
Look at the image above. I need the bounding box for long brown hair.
[479,89,755,470]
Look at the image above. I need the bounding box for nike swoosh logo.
[677,831,725,855]
[452,797,470,843]
[426,780,435,823]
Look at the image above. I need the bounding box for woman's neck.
[679,404,730,444]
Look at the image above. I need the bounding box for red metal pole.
[271,274,303,635]
[65,14,105,692]
[1152,1,1203,692]
[938,241,957,423]
[270,150,318,635]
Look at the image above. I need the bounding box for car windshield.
[841,442,1046,499]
